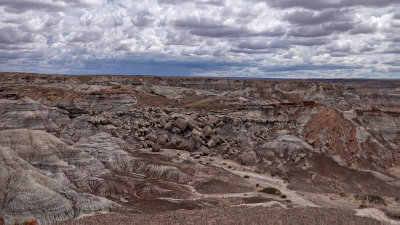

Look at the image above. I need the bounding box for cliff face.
[0,72,399,223]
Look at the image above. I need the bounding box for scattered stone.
[157,134,169,146]
[164,122,172,130]
[203,126,213,137]
[171,126,182,134]
[191,128,203,140]
[172,118,188,131]
[207,139,216,148]
[147,134,158,142]
[152,144,161,152]
[146,140,155,147]
[237,151,257,166]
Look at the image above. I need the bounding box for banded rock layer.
[0,72,399,223]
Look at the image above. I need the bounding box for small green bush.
[256,183,260,187]
[259,187,281,195]
[280,194,287,199]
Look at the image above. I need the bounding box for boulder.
[172,118,188,131]
[187,119,198,130]
[171,127,182,134]
[178,139,197,151]
[164,122,172,130]
[159,115,169,127]
[157,134,169,146]
[146,140,155,148]
[152,144,161,152]
[203,126,213,137]
[192,128,203,140]
[146,134,158,142]
[237,151,257,166]
[207,139,216,148]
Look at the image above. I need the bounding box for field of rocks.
[0,72,399,224]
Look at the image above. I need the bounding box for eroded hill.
[0,72,399,224]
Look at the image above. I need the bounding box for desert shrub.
[339,193,347,198]
[228,165,232,169]
[256,183,259,187]
[354,194,387,205]
[280,194,287,199]
[244,175,250,178]
[259,187,281,195]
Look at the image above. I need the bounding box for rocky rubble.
[0,72,399,224]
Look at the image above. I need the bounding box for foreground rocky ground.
[57,206,385,225]
[0,72,399,224]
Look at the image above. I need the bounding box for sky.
[0,0,399,78]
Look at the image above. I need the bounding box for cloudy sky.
[0,0,399,78]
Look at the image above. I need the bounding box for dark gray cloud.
[159,0,225,6]
[0,27,35,45]
[323,22,355,32]
[0,0,103,13]
[284,9,352,25]
[173,17,223,29]
[0,0,65,13]
[350,23,376,34]
[289,37,331,46]
[190,26,285,38]
[0,0,398,78]
[237,39,289,50]
[264,0,398,10]
[288,26,333,37]
[261,64,361,72]
[173,17,285,38]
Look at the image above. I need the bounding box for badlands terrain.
[0,72,399,224]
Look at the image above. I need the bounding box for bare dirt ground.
[58,205,387,225]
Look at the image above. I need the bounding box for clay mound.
[0,129,73,156]
[0,144,118,224]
